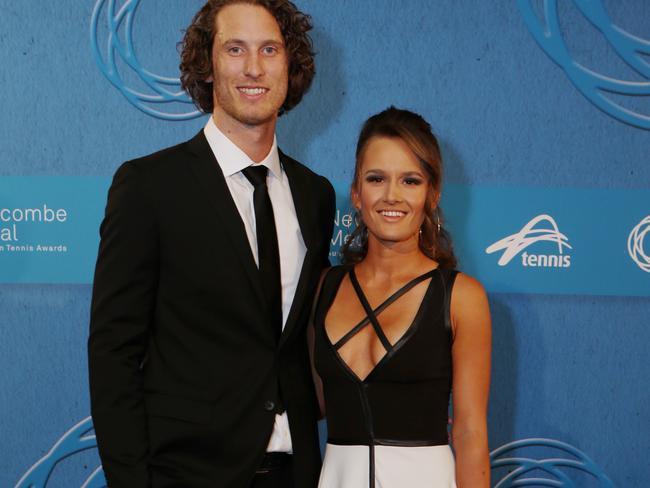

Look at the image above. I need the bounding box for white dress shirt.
[204,117,306,453]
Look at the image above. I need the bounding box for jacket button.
[264,400,275,412]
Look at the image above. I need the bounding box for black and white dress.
[314,265,458,488]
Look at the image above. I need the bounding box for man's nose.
[244,52,263,78]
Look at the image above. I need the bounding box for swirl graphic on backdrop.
[90,0,202,121]
[491,438,615,487]
[14,417,105,488]
[16,419,616,488]
[485,214,572,266]
[628,216,650,273]
[518,0,650,130]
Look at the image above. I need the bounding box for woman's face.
[352,136,431,249]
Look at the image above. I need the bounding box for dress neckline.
[323,266,440,383]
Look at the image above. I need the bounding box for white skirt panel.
[318,443,456,488]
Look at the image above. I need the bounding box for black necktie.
[242,165,283,342]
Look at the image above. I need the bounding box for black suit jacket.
[88,131,335,488]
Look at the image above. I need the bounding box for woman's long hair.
[341,107,457,269]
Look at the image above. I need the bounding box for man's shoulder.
[279,150,332,191]
[125,132,201,174]
[107,132,208,197]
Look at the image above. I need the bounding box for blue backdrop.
[1,1,649,486]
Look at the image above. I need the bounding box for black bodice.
[314,265,457,447]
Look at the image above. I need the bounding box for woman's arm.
[450,273,492,487]
[306,268,330,419]
[307,319,326,419]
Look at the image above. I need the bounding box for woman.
[310,107,491,487]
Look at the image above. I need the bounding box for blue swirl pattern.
[518,0,650,130]
[90,0,202,121]
[14,417,106,488]
[16,419,617,488]
[490,438,615,487]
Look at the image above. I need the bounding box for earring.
[435,211,441,233]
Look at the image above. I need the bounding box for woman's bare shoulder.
[452,272,487,304]
[450,272,490,333]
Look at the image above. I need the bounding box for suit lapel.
[279,152,318,348]
[185,131,266,309]
[185,136,319,347]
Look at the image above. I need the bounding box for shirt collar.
[203,116,281,179]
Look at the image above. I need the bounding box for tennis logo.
[490,438,615,487]
[518,0,650,130]
[15,417,104,488]
[90,0,202,121]
[486,214,572,268]
[628,216,650,273]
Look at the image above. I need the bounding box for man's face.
[210,3,289,128]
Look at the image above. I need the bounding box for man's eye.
[228,46,243,55]
[262,46,278,55]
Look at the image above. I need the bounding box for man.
[88,1,335,487]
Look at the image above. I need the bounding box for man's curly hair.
[179,0,315,115]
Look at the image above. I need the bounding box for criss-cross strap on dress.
[314,265,458,488]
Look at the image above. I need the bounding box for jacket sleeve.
[320,175,336,267]
[88,161,158,487]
